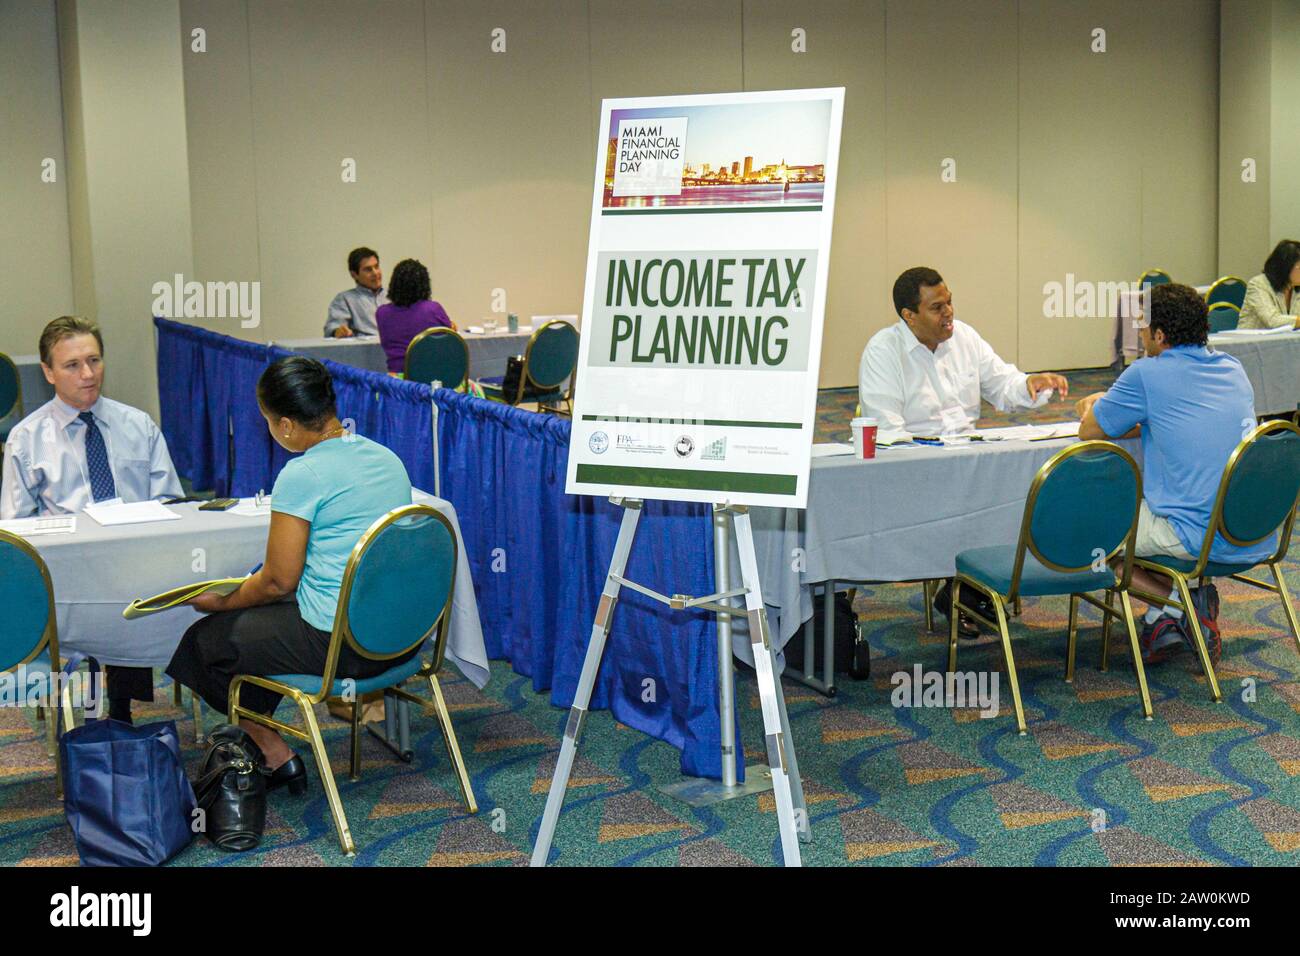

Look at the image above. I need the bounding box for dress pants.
[166,599,415,717]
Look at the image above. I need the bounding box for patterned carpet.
[6,366,1300,867]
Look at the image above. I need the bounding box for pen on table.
[163,495,201,505]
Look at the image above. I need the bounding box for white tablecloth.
[23,490,489,688]
[274,330,534,382]
[748,435,1141,645]
[1208,330,1300,417]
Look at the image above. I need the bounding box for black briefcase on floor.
[784,591,870,680]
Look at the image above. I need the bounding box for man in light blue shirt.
[1077,283,1268,664]
[323,246,386,337]
[1,316,182,722]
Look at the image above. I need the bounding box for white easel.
[530,497,807,867]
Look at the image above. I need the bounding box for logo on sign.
[700,437,727,461]
[674,435,695,458]
[589,431,609,454]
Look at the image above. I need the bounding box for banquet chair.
[1130,421,1300,704]
[1205,276,1248,310]
[0,351,22,446]
[950,442,1148,734]
[1,530,77,798]
[1208,302,1241,333]
[404,327,469,391]
[1137,269,1172,288]
[479,319,579,412]
[229,504,477,855]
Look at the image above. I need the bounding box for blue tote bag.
[61,719,197,867]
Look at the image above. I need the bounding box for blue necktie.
[79,411,117,502]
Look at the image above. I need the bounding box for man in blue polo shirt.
[1075,283,1270,665]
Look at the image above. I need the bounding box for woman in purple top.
[375,258,455,374]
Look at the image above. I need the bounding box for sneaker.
[1141,615,1190,665]
[933,580,982,639]
[1188,583,1222,666]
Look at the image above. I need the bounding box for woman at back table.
[375,258,456,375]
[1238,239,1300,330]
[166,356,415,793]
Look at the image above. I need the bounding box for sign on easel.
[566,88,844,509]
[534,88,844,868]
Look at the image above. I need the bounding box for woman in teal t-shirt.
[166,357,413,795]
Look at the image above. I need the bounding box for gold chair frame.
[1,530,77,797]
[229,504,477,855]
[0,350,23,419]
[1137,268,1172,287]
[1129,420,1300,704]
[507,319,579,412]
[1204,275,1247,305]
[404,326,470,391]
[950,442,1150,734]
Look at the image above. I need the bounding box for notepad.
[122,578,249,620]
[1212,326,1297,337]
[811,443,855,458]
[84,500,182,527]
[0,515,78,537]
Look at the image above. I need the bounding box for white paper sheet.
[0,515,78,536]
[227,497,274,518]
[1212,326,1297,337]
[83,500,182,527]
[811,443,855,458]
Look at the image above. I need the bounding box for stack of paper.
[811,443,855,458]
[0,515,78,537]
[1213,326,1297,337]
[84,500,181,527]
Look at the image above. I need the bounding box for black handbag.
[500,355,547,404]
[192,724,270,852]
[784,591,870,679]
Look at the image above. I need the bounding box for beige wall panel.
[886,0,1020,364]
[588,0,743,105]
[1018,0,1143,372]
[180,0,262,334]
[425,0,592,332]
[246,0,433,339]
[742,0,886,390]
[1219,0,1271,278]
[60,0,194,417]
[1137,1,1219,287]
[1270,0,1300,250]
[0,0,75,358]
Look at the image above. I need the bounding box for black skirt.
[166,599,414,718]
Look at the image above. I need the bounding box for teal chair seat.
[948,441,1149,734]
[955,546,1115,597]
[230,504,477,855]
[1136,554,1255,578]
[478,374,563,403]
[270,654,424,698]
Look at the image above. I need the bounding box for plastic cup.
[851,417,878,460]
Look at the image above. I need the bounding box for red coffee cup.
[852,417,878,459]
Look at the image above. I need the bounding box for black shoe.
[933,580,984,640]
[267,754,308,795]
